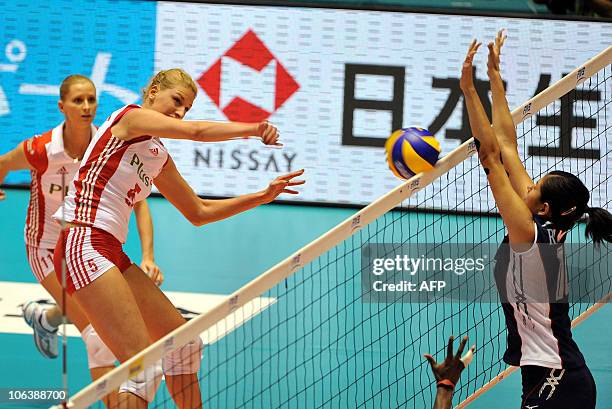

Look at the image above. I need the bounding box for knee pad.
[118,360,163,403]
[163,337,203,376]
[81,325,116,369]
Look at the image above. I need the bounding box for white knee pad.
[118,361,163,403]
[162,337,203,376]
[81,325,116,369]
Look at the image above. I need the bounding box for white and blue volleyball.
[385,127,441,179]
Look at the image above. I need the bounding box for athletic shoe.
[22,301,58,359]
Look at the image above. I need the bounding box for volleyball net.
[54,46,611,409]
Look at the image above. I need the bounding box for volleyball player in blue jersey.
[460,30,611,409]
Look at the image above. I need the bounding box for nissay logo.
[198,30,300,122]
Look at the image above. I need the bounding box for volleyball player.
[460,30,611,409]
[51,68,304,409]
[424,335,475,409]
[0,75,163,407]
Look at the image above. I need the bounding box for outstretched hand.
[487,29,507,73]
[256,121,282,147]
[261,169,305,203]
[460,40,481,92]
[424,335,475,386]
[0,188,5,201]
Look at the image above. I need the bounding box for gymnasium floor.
[1,189,610,408]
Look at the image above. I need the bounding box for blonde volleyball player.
[52,68,305,409]
[460,30,611,409]
[0,75,163,407]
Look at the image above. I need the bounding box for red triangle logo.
[197,59,221,107]
[225,30,274,71]
[223,97,270,122]
[275,62,300,110]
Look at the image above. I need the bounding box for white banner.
[156,2,611,209]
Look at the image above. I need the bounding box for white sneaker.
[22,301,58,359]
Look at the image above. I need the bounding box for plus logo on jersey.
[49,183,69,196]
[197,30,299,122]
[130,154,152,187]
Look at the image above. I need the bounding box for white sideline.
[51,45,611,409]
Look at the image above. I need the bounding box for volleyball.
[385,127,441,180]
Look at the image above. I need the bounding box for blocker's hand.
[487,29,507,73]
[256,121,282,146]
[460,39,482,92]
[424,335,475,385]
[261,169,305,203]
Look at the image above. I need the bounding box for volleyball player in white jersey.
[52,68,305,409]
[460,31,611,409]
[0,75,162,407]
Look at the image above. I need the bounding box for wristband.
[437,379,455,390]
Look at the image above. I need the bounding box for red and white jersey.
[55,105,169,243]
[23,123,97,249]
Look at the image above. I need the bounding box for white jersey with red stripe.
[54,105,169,243]
[23,123,97,249]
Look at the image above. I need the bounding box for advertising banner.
[1,0,610,209]
[156,2,611,208]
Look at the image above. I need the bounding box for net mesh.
[81,65,611,409]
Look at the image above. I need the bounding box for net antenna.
[51,45,611,409]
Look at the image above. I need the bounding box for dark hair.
[59,75,95,101]
[540,170,612,244]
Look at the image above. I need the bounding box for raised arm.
[0,142,32,200]
[488,30,534,196]
[424,336,475,409]
[113,108,280,145]
[460,39,535,247]
[153,157,304,227]
[133,200,163,286]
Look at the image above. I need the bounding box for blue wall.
[0,0,155,183]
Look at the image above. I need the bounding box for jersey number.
[87,260,98,273]
[125,183,142,208]
[40,253,54,270]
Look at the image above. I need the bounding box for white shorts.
[26,245,55,282]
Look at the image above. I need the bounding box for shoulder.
[23,129,53,172]
[108,104,144,140]
[110,104,141,123]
